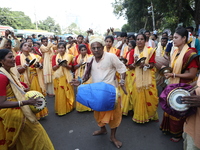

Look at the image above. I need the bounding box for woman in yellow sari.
[52,42,75,116]
[16,42,47,120]
[73,44,93,112]
[121,40,136,116]
[129,34,158,123]
[104,35,120,57]
[0,49,54,150]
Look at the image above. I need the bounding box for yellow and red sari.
[0,68,54,150]
[52,53,75,116]
[118,49,134,116]
[16,53,47,120]
[103,46,120,57]
[73,54,93,112]
[130,46,158,123]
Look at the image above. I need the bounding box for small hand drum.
[135,57,146,66]
[159,83,197,118]
[167,88,190,111]
[25,91,46,113]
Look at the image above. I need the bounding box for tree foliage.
[63,23,87,36]
[0,8,35,29]
[37,16,61,34]
[0,8,62,34]
[112,0,200,33]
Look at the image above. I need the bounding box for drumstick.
[188,85,199,93]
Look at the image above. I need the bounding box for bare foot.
[170,137,182,142]
[110,138,122,149]
[92,130,107,136]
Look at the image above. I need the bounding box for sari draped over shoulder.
[160,44,199,138]
[131,46,158,123]
[53,53,75,115]
[120,50,134,115]
[18,53,47,120]
[103,46,120,57]
[0,68,54,150]
[40,43,54,84]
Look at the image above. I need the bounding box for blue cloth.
[32,38,38,42]
[76,82,117,111]
[195,38,200,55]
[165,42,173,53]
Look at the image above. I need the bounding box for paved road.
[40,96,183,150]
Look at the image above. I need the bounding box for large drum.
[25,91,46,113]
[159,83,197,118]
[155,56,170,70]
[76,82,118,111]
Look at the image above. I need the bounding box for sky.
[1,0,127,34]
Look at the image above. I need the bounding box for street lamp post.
[151,2,155,31]
[148,2,155,31]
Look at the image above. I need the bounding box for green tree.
[37,16,61,34]
[112,0,200,33]
[63,23,87,36]
[0,7,34,29]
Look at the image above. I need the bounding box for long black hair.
[0,49,12,67]
[78,44,87,51]
[136,33,147,42]
[105,35,114,43]
[175,26,188,43]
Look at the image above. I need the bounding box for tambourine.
[159,83,197,118]
[25,90,46,113]
[159,66,172,76]
[135,57,146,66]
[119,58,128,65]
[25,58,36,66]
[82,62,86,65]
[58,60,67,66]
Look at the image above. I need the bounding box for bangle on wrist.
[18,101,21,107]
[146,64,151,68]
[173,73,176,78]
[78,76,83,84]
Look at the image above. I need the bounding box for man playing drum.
[71,35,127,149]
[182,77,200,150]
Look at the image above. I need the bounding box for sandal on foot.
[170,137,182,142]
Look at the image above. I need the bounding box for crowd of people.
[0,26,199,149]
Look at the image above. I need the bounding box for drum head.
[25,91,46,113]
[29,98,46,113]
[167,88,190,111]
[135,57,146,66]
